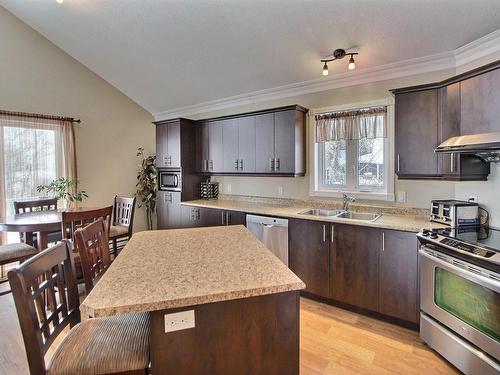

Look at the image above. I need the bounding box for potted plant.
[135,147,157,230]
[36,178,88,208]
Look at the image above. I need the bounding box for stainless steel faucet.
[342,194,356,211]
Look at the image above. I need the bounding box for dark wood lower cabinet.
[150,292,299,374]
[289,219,330,298]
[379,230,419,323]
[332,224,380,312]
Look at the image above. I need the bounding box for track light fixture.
[321,49,358,76]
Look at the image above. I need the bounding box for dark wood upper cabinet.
[255,113,275,173]
[289,219,330,298]
[222,118,239,173]
[461,67,500,135]
[394,89,439,177]
[392,60,500,181]
[195,105,307,176]
[379,230,419,323]
[238,116,256,173]
[208,120,224,173]
[331,224,380,311]
[156,122,181,168]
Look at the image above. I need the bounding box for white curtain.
[0,111,77,246]
[315,106,387,142]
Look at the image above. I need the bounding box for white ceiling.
[2,0,500,116]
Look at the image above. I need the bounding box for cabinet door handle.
[269,158,275,171]
[209,160,214,171]
[450,153,455,173]
[397,154,400,173]
[221,211,225,225]
[382,232,385,252]
[276,158,280,171]
[234,159,239,170]
[322,224,326,242]
[204,159,208,171]
[239,159,243,170]
[226,212,230,225]
[330,225,334,244]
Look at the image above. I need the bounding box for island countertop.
[80,225,305,318]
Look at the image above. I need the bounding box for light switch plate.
[164,310,195,333]
[278,186,284,196]
[227,183,232,193]
[397,191,407,203]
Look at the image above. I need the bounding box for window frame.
[310,99,395,201]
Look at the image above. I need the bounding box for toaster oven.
[430,199,479,227]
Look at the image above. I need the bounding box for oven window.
[435,267,500,341]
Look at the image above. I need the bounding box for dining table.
[0,207,99,251]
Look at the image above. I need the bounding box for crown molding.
[154,29,500,121]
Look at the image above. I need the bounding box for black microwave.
[158,169,181,191]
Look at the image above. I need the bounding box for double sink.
[299,209,381,222]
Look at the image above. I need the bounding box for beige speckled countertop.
[182,197,447,233]
[80,226,305,318]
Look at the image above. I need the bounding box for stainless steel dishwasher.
[246,214,289,266]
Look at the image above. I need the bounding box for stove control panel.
[439,238,496,258]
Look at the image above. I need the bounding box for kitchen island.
[81,225,305,374]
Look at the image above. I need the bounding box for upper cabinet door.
[156,125,169,168]
[167,122,181,168]
[208,121,224,173]
[274,110,296,174]
[438,83,461,176]
[255,113,275,173]
[238,116,256,173]
[222,118,239,173]
[461,68,500,135]
[395,90,439,177]
[195,122,209,172]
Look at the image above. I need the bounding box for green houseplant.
[135,147,157,230]
[36,178,88,208]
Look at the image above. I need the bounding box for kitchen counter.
[80,225,305,318]
[81,225,304,374]
[181,198,447,233]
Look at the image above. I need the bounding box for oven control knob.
[430,233,439,239]
[422,229,430,236]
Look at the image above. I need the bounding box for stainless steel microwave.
[158,169,181,191]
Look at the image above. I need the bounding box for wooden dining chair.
[74,218,111,294]
[0,242,38,296]
[109,196,136,256]
[61,206,112,282]
[8,240,150,375]
[13,198,61,246]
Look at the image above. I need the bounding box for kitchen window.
[312,102,394,199]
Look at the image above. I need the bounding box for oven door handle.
[419,248,500,292]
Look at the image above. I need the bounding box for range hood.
[435,132,500,162]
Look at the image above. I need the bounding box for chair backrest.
[74,218,111,294]
[112,196,136,232]
[14,198,58,214]
[61,206,113,243]
[8,241,80,375]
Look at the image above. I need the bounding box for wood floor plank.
[0,283,460,375]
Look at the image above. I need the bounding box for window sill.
[309,189,395,202]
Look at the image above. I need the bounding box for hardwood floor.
[0,281,459,374]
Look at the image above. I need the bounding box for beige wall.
[0,7,155,231]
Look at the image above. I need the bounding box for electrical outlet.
[227,183,232,193]
[468,195,478,203]
[164,310,195,333]
[397,191,407,203]
[278,186,284,196]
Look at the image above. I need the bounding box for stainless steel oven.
[419,245,500,374]
[158,169,181,191]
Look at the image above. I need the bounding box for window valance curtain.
[315,106,387,142]
[0,111,78,246]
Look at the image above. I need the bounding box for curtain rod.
[0,110,81,124]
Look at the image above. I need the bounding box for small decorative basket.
[200,180,219,200]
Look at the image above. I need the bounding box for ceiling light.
[56,0,64,3]
[320,49,358,75]
[348,55,356,70]
[322,62,329,76]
